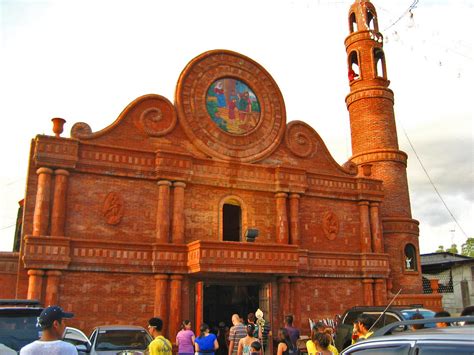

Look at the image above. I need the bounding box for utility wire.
[399,124,469,239]
[0,224,15,231]
[383,0,419,32]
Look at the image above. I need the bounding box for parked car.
[340,316,474,354]
[334,306,436,351]
[64,325,153,354]
[0,299,43,353]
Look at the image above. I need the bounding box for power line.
[0,224,15,231]
[383,0,419,32]
[399,123,469,240]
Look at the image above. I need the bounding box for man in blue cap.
[20,305,77,354]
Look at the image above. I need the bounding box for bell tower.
[345,0,423,294]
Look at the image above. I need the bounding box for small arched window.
[222,199,242,241]
[404,244,417,271]
[366,10,378,31]
[349,12,358,33]
[374,48,386,78]
[348,51,360,82]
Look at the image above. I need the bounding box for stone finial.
[51,117,66,138]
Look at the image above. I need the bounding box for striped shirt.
[229,324,247,355]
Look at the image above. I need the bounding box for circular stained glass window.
[206,78,261,135]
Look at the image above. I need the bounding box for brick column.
[169,275,183,342]
[278,277,291,319]
[373,279,387,306]
[156,181,172,243]
[44,270,62,306]
[358,201,372,253]
[289,194,300,246]
[154,274,169,335]
[27,269,45,301]
[171,182,186,244]
[290,277,302,328]
[51,169,69,236]
[369,202,383,253]
[362,279,374,306]
[33,168,53,236]
[275,193,289,244]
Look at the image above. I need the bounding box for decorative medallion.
[71,122,93,139]
[102,192,124,225]
[322,211,339,240]
[285,121,318,158]
[175,50,286,162]
[206,78,260,135]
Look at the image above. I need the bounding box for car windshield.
[95,329,151,351]
[402,310,435,319]
[0,312,42,351]
[401,310,436,328]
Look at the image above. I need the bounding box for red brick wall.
[0,252,19,299]
[65,173,157,243]
[58,271,155,334]
[296,277,364,335]
[299,197,360,252]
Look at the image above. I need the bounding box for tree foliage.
[436,245,445,252]
[446,243,458,254]
[461,237,474,257]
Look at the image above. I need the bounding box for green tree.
[436,245,445,252]
[446,243,458,254]
[461,238,474,257]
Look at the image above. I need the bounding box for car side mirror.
[76,343,90,354]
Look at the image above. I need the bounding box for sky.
[0,0,472,253]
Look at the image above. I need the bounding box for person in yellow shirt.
[306,322,339,355]
[148,317,172,355]
[351,315,374,345]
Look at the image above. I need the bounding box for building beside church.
[0,0,441,341]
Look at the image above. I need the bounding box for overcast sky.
[0,0,472,253]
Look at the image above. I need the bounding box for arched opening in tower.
[366,10,378,31]
[374,48,386,79]
[348,51,360,81]
[349,12,358,33]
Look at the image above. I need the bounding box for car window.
[343,312,359,325]
[416,344,474,354]
[345,343,411,354]
[0,313,42,351]
[95,329,151,351]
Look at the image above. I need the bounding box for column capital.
[278,276,291,284]
[370,202,380,208]
[275,192,288,198]
[362,278,374,284]
[170,274,184,281]
[54,169,70,176]
[289,193,300,199]
[358,201,370,206]
[290,277,302,284]
[28,269,45,276]
[374,279,385,284]
[154,274,169,281]
[36,167,53,175]
[157,180,172,187]
[46,270,62,277]
[173,181,186,188]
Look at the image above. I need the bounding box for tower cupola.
[346,0,388,90]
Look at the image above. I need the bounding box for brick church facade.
[1,0,441,339]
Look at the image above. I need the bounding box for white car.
[64,325,153,355]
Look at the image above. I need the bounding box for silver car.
[64,325,153,354]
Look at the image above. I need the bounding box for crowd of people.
[18,305,474,354]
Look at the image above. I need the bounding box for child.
[250,341,261,355]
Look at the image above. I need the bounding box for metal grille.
[422,269,454,293]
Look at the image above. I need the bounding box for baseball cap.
[38,305,74,328]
